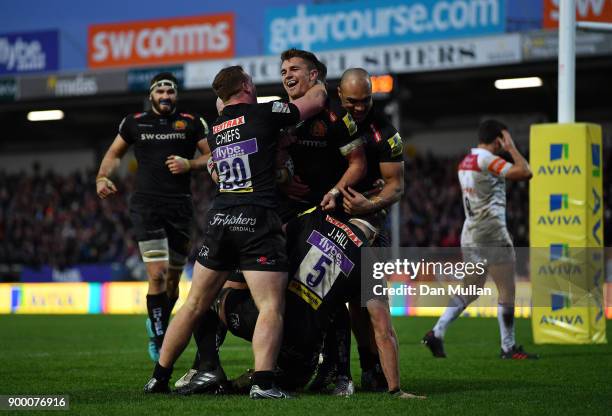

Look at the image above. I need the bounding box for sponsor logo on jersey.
[387,132,403,157]
[458,154,480,172]
[212,115,245,134]
[325,215,363,247]
[297,140,327,148]
[212,138,258,161]
[228,313,240,330]
[342,113,358,136]
[272,101,291,113]
[370,123,382,142]
[209,212,257,227]
[140,132,186,140]
[310,119,327,137]
[198,245,209,258]
[307,230,355,275]
[328,110,338,123]
[173,120,187,131]
[257,256,276,265]
[288,280,322,310]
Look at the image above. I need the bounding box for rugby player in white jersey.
[422,119,538,359]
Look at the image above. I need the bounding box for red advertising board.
[88,14,234,69]
[544,0,612,28]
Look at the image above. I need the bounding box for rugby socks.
[153,362,173,382]
[498,304,516,353]
[433,296,467,339]
[168,295,178,313]
[147,293,170,348]
[251,371,275,390]
[190,351,200,371]
[334,306,352,379]
[357,347,379,372]
[193,309,223,371]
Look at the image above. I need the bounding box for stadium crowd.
[0,148,609,271]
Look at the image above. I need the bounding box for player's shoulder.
[458,150,481,172]
[176,111,203,124]
[326,99,358,137]
[462,148,498,172]
[368,107,397,136]
[122,111,149,123]
[254,100,293,115]
[177,112,208,131]
[118,111,149,131]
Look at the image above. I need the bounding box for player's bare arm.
[321,146,366,211]
[341,161,404,215]
[166,139,212,175]
[500,130,532,181]
[96,134,129,199]
[363,299,426,399]
[292,81,327,121]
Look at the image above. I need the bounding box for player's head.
[149,72,178,115]
[280,49,326,100]
[212,65,257,104]
[478,119,508,153]
[338,68,373,123]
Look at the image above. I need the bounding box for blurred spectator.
[0,146,610,270]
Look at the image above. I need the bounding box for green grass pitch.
[0,315,610,415]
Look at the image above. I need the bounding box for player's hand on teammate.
[320,191,337,211]
[96,176,117,199]
[166,155,191,174]
[282,175,310,200]
[340,186,373,215]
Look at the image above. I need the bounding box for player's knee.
[168,249,187,275]
[256,299,285,319]
[147,263,167,286]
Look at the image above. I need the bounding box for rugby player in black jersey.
[277,52,367,395]
[312,68,406,394]
[278,49,366,217]
[144,66,327,399]
[175,208,424,400]
[339,67,405,391]
[96,72,210,362]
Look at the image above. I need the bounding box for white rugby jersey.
[458,148,513,245]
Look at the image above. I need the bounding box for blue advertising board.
[0,30,59,75]
[265,0,506,54]
[21,263,131,283]
[1,0,546,71]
